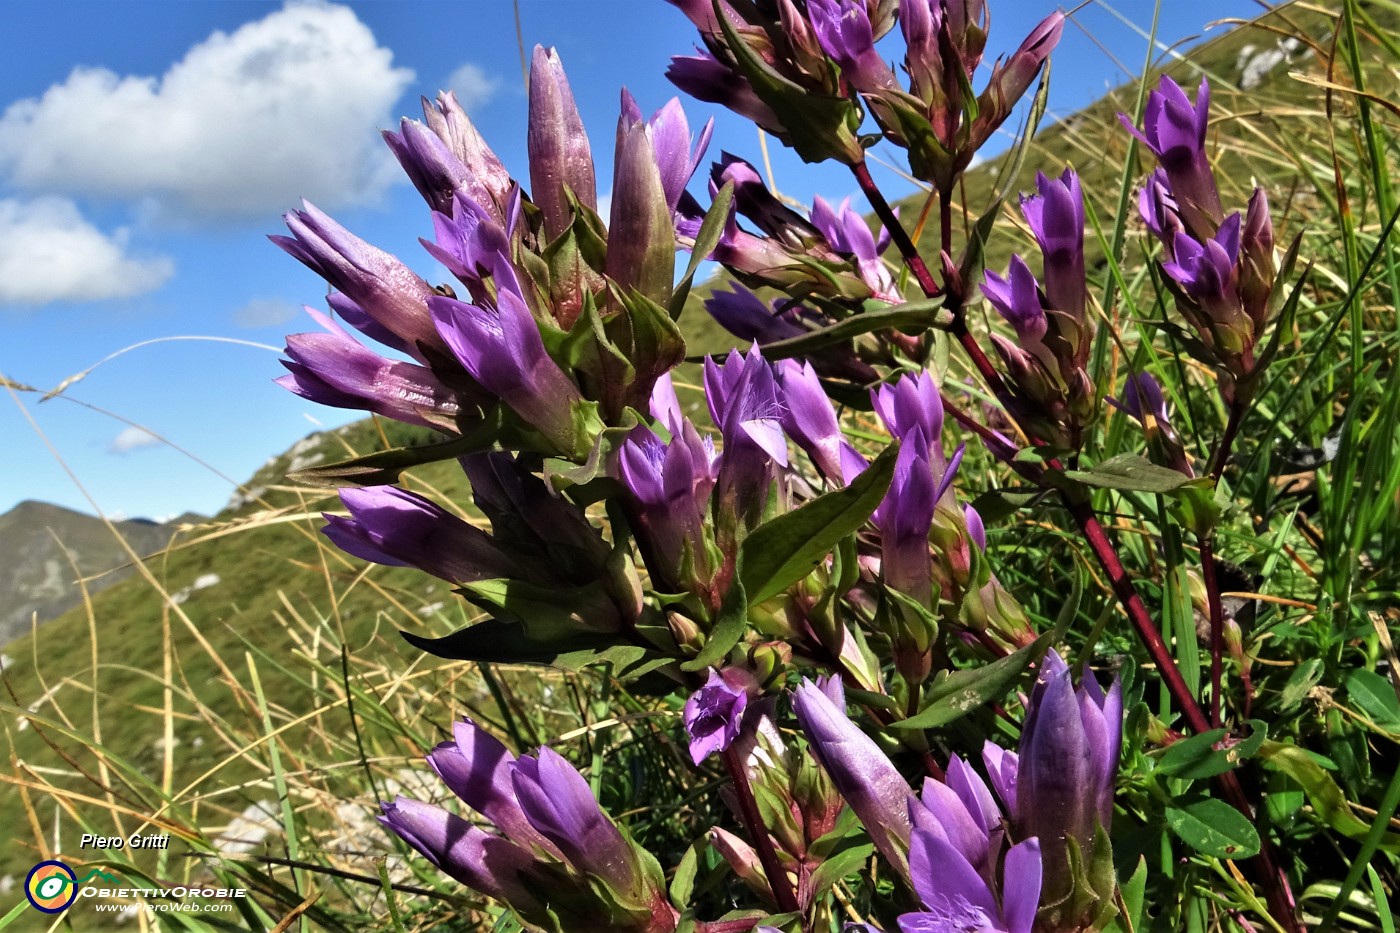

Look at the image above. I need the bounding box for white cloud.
[232,297,299,328]
[443,62,501,112]
[0,197,173,306]
[109,426,161,455]
[0,2,414,219]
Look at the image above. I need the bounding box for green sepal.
[682,578,748,672]
[670,180,735,321]
[715,9,864,164]
[1168,478,1225,536]
[607,287,687,413]
[288,411,504,488]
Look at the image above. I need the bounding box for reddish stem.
[722,745,801,914]
[1201,535,1225,729]
[851,162,941,298]
[858,163,1302,931]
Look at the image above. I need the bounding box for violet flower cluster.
[381,719,677,932]
[1122,76,1282,400]
[981,168,1096,451]
[260,0,1307,928]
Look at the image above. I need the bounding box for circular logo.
[25,860,77,913]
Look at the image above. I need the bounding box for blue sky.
[0,0,1268,521]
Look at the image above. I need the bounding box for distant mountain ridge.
[0,500,202,648]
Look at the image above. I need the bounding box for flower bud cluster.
[1122,76,1281,400]
[981,169,1097,450]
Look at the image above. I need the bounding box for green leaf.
[670,180,734,321]
[401,578,645,671]
[806,841,874,898]
[969,486,1047,522]
[404,617,623,667]
[1063,453,1191,493]
[1107,857,1149,933]
[1258,741,1400,851]
[888,631,1050,731]
[715,10,862,164]
[682,579,747,672]
[738,442,898,605]
[1277,658,1324,712]
[754,298,951,361]
[1346,669,1400,731]
[1164,797,1260,859]
[288,419,501,488]
[668,836,705,908]
[1157,722,1266,781]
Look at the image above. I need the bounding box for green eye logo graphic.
[25,860,77,913]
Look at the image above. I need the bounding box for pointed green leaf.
[1064,453,1191,493]
[1164,797,1260,859]
[738,442,897,605]
[1345,669,1400,731]
[753,297,951,361]
[888,631,1050,730]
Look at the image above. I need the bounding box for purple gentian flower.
[277,308,470,431]
[1106,373,1194,477]
[1119,76,1223,238]
[900,832,1041,933]
[322,486,522,584]
[511,748,636,891]
[871,370,946,454]
[982,257,1049,347]
[426,719,562,858]
[811,195,900,300]
[379,797,545,912]
[418,90,513,218]
[1240,186,1275,330]
[705,347,790,529]
[1138,167,1183,246]
[874,439,938,603]
[666,49,782,135]
[706,284,807,345]
[271,202,443,363]
[430,287,583,453]
[792,677,913,879]
[683,668,750,764]
[381,719,679,932]
[664,0,740,36]
[1019,169,1085,319]
[713,154,827,249]
[1161,213,1245,334]
[609,103,673,299]
[528,45,598,242]
[775,359,865,486]
[618,92,713,215]
[615,419,718,595]
[421,191,522,308]
[1014,650,1122,900]
[807,0,897,92]
[1110,372,1170,427]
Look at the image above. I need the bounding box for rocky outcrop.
[0,501,200,647]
